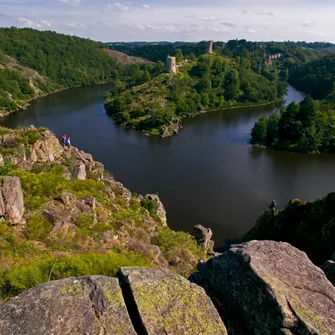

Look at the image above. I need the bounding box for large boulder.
[190,240,335,335]
[30,130,63,162]
[321,260,335,286]
[117,267,227,335]
[192,224,215,254]
[0,276,136,335]
[0,176,24,224]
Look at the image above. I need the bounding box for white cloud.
[210,27,228,32]
[200,16,217,21]
[164,25,178,32]
[17,17,52,28]
[142,5,151,10]
[302,20,316,27]
[113,2,130,12]
[66,22,87,29]
[253,10,274,16]
[17,17,34,27]
[244,25,256,33]
[59,0,80,5]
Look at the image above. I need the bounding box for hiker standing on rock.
[59,134,66,147]
[65,137,71,149]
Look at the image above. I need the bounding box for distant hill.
[0,28,164,115]
[0,52,59,115]
[104,49,153,65]
[289,54,335,99]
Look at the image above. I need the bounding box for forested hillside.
[105,53,287,136]
[0,52,59,114]
[289,54,335,99]
[251,53,335,153]
[0,28,164,115]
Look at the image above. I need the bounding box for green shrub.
[25,213,52,241]
[24,129,41,145]
[152,227,203,258]
[0,251,151,299]
[141,197,158,215]
[0,163,14,176]
[69,179,106,203]
[9,168,67,209]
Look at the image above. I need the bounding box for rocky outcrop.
[243,194,335,265]
[30,130,63,162]
[139,194,167,226]
[321,260,335,286]
[0,276,136,335]
[0,176,24,224]
[192,224,215,254]
[160,120,182,138]
[0,269,227,335]
[190,240,335,335]
[117,267,227,335]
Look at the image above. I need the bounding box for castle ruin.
[206,41,213,54]
[166,55,177,74]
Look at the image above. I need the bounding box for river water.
[2,84,335,247]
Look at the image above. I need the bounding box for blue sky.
[0,0,334,42]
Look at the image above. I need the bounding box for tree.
[251,117,268,143]
[297,96,317,128]
[224,68,240,100]
[175,49,184,63]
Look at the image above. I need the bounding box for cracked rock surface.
[117,267,227,335]
[0,276,136,335]
[190,240,335,335]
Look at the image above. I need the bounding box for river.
[2,84,335,247]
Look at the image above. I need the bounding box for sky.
[0,0,334,43]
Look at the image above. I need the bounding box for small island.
[105,42,287,137]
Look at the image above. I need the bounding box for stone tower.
[166,55,177,74]
[206,40,213,54]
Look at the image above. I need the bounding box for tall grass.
[0,251,151,300]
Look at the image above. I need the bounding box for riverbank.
[0,81,111,119]
[142,98,284,138]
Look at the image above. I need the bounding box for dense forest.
[0,28,164,114]
[105,51,287,136]
[289,54,335,99]
[251,53,335,153]
[112,39,332,76]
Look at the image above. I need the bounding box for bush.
[0,251,151,299]
[9,167,67,209]
[24,129,41,145]
[25,213,52,241]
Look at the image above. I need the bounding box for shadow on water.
[2,84,335,248]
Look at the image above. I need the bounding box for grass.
[0,250,151,300]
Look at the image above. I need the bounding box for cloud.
[59,0,80,5]
[142,5,151,10]
[241,10,248,15]
[185,14,197,19]
[244,25,256,33]
[164,25,178,32]
[200,16,217,21]
[17,17,34,27]
[221,22,236,28]
[302,20,316,27]
[17,17,52,28]
[113,2,131,12]
[210,27,228,32]
[253,10,274,16]
[66,22,87,29]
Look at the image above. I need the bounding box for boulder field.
[1,241,334,335]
